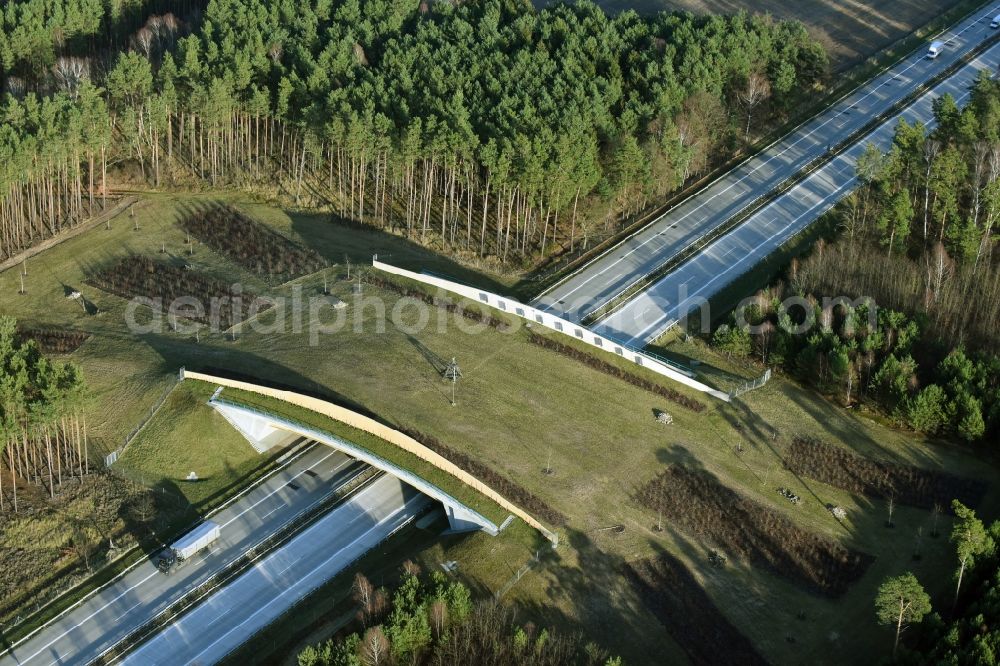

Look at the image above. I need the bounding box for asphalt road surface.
[121,475,428,665]
[597,37,1000,346]
[0,444,363,666]
[533,2,1000,323]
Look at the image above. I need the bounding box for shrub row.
[18,328,90,354]
[527,332,706,413]
[625,552,769,666]
[88,255,269,330]
[401,427,567,528]
[364,276,511,331]
[636,463,872,597]
[179,204,325,277]
[786,437,988,510]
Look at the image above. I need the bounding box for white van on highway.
[927,41,945,59]
[992,15,1000,29]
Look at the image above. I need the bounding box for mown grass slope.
[2,192,997,665]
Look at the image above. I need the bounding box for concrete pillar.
[210,401,289,453]
[209,397,504,537]
[442,500,499,535]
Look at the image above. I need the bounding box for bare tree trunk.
[45,429,54,498]
[9,443,17,513]
[893,601,904,657]
[83,414,89,476]
[570,186,581,252]
[954,557,968,611]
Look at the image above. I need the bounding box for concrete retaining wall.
[181,370,560,546]
[210,399,497,534]
[372,259,730,402]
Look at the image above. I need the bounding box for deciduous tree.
[875,572,931,658]
[951,500,993,609]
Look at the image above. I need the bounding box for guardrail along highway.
[532,3,1000,328]
[595,27,1000,346]
[120,475,428,665]
[0,445,362,666]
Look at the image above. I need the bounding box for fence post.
[730,368,772,399]
[109,374,181,469]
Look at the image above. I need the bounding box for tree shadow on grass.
[637,535,773,666]
[654,443,704,468]
[641,446,875,596]
[698,391,977,560]
[706,397,867,539]
[118,477,197,562]
[137,332,394,429]
[287,212,516,296]
[406,335,448,375]
[531,518,793,665]
[721,396,775,445]
[553,528,678,663]
[776,382,893,458]
[776,382,973,477]
[431,524,675,664]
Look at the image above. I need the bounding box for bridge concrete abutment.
[209,399,500,536]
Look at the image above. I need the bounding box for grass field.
[576,0,971,71]
[115,381,265,508]
[2,192,998,664]
[212,385,511,525]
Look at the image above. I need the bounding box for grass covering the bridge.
[209,384,511,527]
[3,192,1000,664]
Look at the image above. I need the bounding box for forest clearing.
[0,193,996,664]
[3,0,1000,663]
[585,0,972,70]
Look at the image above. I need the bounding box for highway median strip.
[581,26,1000,328]
[529,0,995,301]
[93,466,387,665]
[0,406,317,655]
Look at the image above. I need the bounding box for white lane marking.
[15,448,344,666]
[543,7,1000,310]
[113,599,146,624]
[275,559,298,577]
[178,494,426,665]
[220,450,344,528]
[619,179,859,346]
[15,569,162,665]
[607,43,991,345]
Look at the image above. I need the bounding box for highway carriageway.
[0,443,364,666]
[595,31,1000,346]
[119,475,428,665]
[533,2,1000,323]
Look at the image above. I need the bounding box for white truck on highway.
[991,15,1000,29]
[927,41,945,59]
[157,521,221,574]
